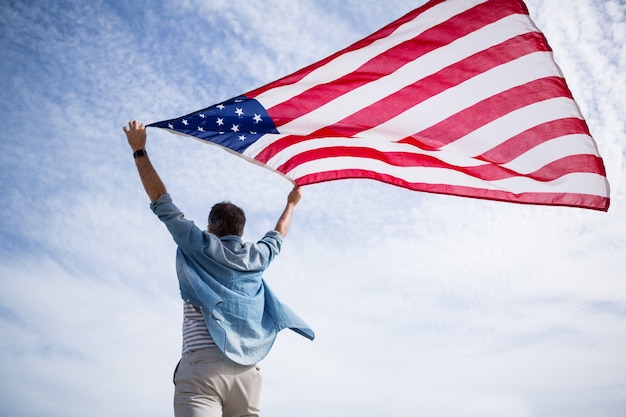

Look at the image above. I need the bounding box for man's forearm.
[134,152,167,202]
[274,186,302,237]
[274,203,295,237]
[124,121,167,202]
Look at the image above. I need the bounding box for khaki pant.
[173,346,262,417]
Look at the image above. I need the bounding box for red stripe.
[277,147,605,182]
[264,0,528,127]
[478,118,591,164]
[294,170,609,211]
[402,76,573,149]
[529,154,606,180]
[245,0,448,99]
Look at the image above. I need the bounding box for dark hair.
[208,202,246,237]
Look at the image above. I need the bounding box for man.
[123,120,314,417]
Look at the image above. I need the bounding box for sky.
[0,0,625,416]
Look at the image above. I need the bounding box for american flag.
[148,0,610,211]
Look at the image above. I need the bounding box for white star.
[182,119,188,126]
[239,135,246,141]
[235,107,244,117]
[216,104,225,110]
[197,126,204,132]
[199,113,206,118]
[168,123,174,129]
[235,99,243,103]
[216,118,224,126]
[231,124,240,133]
[253,114,262,123]
[250,131,257,135]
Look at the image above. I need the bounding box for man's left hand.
[123,120,147,151]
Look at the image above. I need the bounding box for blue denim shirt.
[151,193,314,365]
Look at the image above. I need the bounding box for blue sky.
[1,1,625,416]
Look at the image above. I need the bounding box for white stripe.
[276,13,538,135]
[284,157,609,197]
[261,136,487,170]
[494,173,609,196]
[441,97,586,157]
[243,133,292,159]
[358,51,562,142]
[255,0,487,109]
[503,134,600,174]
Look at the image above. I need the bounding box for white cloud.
[0,256,180,417]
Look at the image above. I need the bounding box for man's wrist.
[133,149,147,159]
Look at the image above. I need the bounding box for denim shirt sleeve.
[150,193,209,252]
[255,230,283,267]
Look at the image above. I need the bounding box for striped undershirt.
[182,301,216,354]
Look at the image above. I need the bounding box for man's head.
[208,202,246,237]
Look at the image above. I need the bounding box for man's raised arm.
[274,186,301,237]
[123,120,167,202]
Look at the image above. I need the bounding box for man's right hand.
[287,185,302,207]
[275,185,302,237]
